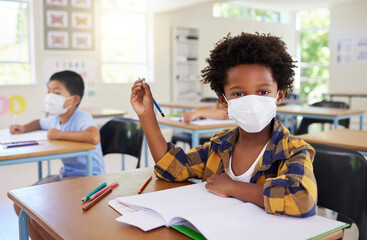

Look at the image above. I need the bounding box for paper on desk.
[0,129,48,144]
[170,117,235,126]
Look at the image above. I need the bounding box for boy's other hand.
[181,111,200,123]
[130,78,155,118]
[9,124,25,134]
[205,173,233,197]
[47,128,61,140]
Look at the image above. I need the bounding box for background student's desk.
[80,107,127,119]
[157,117,237,146]
[0,140,95,179]
[324,92,367,106]
[276,105,365,134]
[8,168,343,240]
[299,129,367,156]
[158,101,216,111]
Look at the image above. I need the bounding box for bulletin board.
[43,0,95,51]
[43,59,97,98]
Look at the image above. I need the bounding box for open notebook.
[0,129,48,144]
[109,182,348,240]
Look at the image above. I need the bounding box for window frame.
[0,0,35,86]
[100,4,152,84]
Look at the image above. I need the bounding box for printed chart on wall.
[357,37,367,62]
[43,0,94,51]
[43,60,97,97]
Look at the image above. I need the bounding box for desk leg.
[333,119,338,129]
[19,209,29,240]
[360,115,364,130]
[38,162,42,180]
[86,151,92,176]
[191,132,199,147]
[144,135,148,168]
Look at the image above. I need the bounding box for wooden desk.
[158,101,216,110]
[0,140,95,179]
[8,168,344,240]
[325,92,367,106]
[277,105,365,134]
[157,117,236,147]
[299,129,367,156]
[80,107,127,119]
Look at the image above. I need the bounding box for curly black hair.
[201,32,296,96]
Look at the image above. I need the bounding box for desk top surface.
[8,168,343,240]
[326,92,367,97]
[0,140,95,161]
[80,107,127,118]
[157,117,236,130]
[277,105,365,117]
[299,129,367,152]
[158,101,216,109]
[8,168,193,240]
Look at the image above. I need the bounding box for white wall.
[329,0,367,128]
[155,3,297,99]
[0,1,169,130]
[329,0,367,107]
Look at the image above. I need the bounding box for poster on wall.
[43,59,97,98]
[356,37,367,62]
[335,37,354,65]
[43,0,95,51]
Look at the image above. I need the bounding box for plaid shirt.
[154,118,317,217]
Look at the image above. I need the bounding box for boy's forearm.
[23,120,41,132]
[51,127,100,145]
[139,111,168,163]
[228,182,265,208]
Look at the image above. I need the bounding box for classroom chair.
[296,101,350,135]
[170,97,218,148]
[100,118,144,170]
[311,143,367,240]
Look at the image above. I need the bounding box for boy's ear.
[276,90,285,106]
[217,93,228,109]
[73,95,81,106]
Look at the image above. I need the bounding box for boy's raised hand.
[130,78,155,117]
[9,124,25,134]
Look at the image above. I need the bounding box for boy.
[131,32,316,217]
[10,70,105,182]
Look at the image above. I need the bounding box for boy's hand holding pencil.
[130,78,164,117]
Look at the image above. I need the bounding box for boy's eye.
[232,92,244,97]
[259,90,270,95]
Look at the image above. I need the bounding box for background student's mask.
[44,93,73,115]
[224,93,278,133]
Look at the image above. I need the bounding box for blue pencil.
[153,98,165,117]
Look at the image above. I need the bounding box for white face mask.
[44,93,73,115]
[223,92,279,133]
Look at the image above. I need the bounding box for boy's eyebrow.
[228,85,243,91]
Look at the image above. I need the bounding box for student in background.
[180,100,229,123]
[131,32,317,218]
[10,70,105,240]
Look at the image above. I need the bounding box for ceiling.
[148,0,357,12]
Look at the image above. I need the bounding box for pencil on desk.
[138,175,152,194]
[82,188,113,211]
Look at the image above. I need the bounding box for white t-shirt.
[227,141,269,183]
[40,109,105,177]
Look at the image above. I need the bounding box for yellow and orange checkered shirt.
[154,118,317,217]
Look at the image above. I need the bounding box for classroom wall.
[154,3,297,99]
[329,0,367,103]
[329,0,367,128]
[0,0,168,130]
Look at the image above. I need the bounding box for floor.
[0,125,359,240]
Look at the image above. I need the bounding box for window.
[297,8,330,102]
[0,0,33,85]
[212,2,283,24]
[101,0,151,83]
